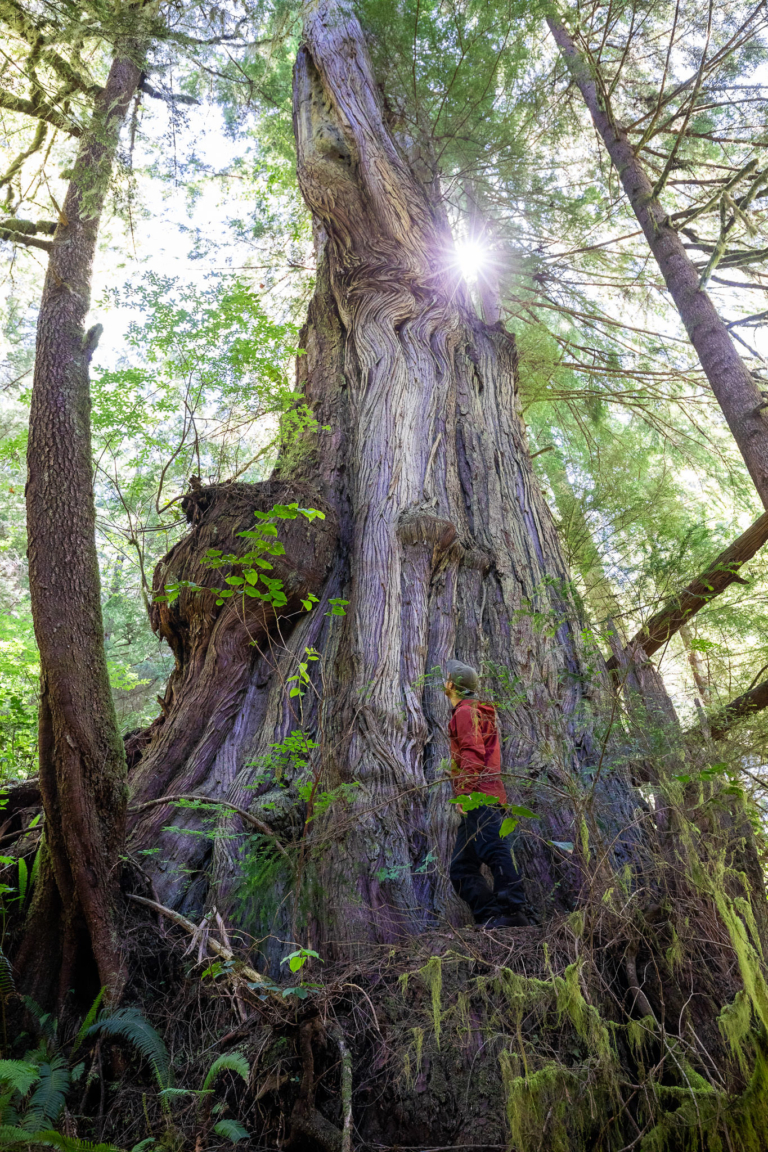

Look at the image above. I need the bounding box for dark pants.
[450,807,526,923]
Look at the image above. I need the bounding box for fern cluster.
[0,993,252,1151]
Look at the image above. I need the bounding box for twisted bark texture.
[18,48,143,1007]
[548,17,768,511]
[124,0,648,964]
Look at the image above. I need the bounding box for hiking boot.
[481,909,530,929]
[485,909,530,928]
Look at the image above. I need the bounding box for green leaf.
[27,1055,70,1125]
[17,859,27,903]
[449,792,499,810]
[213,1120,250,1143]
[225,576,245,586]
[499,818,518,838]
[547,841,574,854]
[0,1127,121,1151]
[72,988,105,1055]
[507,804,538,819]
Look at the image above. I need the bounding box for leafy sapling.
[154,503,326,615]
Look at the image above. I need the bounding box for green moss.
[626,1014,656,1060]
[665,926,684,973]
[554,962,615,1066]
[499,1053,577,1152]
[412,1026,424,1074]
[418,956,443,1050]
[717,990,753,1073]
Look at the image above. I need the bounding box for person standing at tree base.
[445,660,530,929]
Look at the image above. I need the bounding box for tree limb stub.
[606,510,768,671]
[0,224,53,252]
[139,78,199,106]
[710,678,768,740]
[128,792,291,860]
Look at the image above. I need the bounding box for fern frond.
[212,1119,249,1143]
[0,1123,35,1146]
[25,1054,69,1126]
[0,1060,40,1097]
[88,1009,170,1089]
[30,838,43,890]
[71,989,105,1056]
[157,1087,204,1100]
[0,1087,20,1125]
[0,1126,123,1151]
[22,997,57,1043]
[0,945,15,999]
[202,1052,249,1093]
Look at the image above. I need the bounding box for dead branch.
[126,893,279,995]
[607,510,768,670]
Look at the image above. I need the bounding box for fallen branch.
[710,678,768,740]
[607,511,768,671]
[128,792,292,860]
[126,893,277,994]
[328,1023,354,1152]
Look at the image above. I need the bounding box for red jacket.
[448,698,507,805]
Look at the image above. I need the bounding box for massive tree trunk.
[16,47,143,1007]
[127,0,644,958]
[548,16,768,511]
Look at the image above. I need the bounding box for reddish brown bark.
[711,678,768,740]
[17,48,143,1007]
[548,17,768,511]
[606,510,768,671]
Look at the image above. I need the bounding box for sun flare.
[454,239,487,281]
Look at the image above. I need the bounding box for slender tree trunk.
[548,16,768,510]
[540,449,626,640]
[16,47,143,1008]
[679,623,711,704]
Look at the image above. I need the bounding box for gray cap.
[446,659,479,697]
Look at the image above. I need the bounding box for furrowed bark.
[606,510,768,671]
[127,0,644,958]
[548,16,768,510]
[16,46,144,1008]
[710,679,768,740]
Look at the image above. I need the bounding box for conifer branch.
[0,85,82,135]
